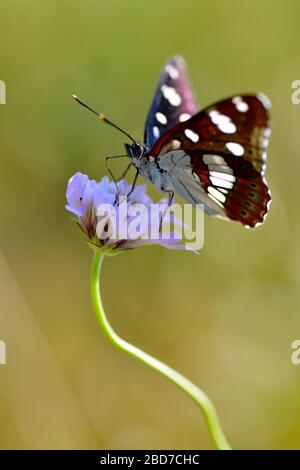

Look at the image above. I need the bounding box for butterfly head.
[125,142,147,167]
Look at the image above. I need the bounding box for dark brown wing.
[149,94,271,228]
[144,56,198,149]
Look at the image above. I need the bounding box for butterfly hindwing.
[150,94,271,227]
[144,56,198,149]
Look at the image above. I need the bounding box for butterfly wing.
[150,94,271,228]
[144,56,198,149]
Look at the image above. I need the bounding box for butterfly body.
[125,142,175,193]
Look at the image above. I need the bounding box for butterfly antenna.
[72,95,135,143]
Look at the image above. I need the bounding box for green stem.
[91,251,231,450]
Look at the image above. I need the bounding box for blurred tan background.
[0,0,300,450]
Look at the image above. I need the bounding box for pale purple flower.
[66,172,194,253]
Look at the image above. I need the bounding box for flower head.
[66,172,194,254]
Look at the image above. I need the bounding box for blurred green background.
[0,0,300,450]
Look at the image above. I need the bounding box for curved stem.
[91,251,231,450]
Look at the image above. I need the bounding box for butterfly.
[73,56,271,228]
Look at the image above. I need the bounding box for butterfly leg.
[159,191,174,232]
[168,191,175,206]
[105,154,128,166]
[105,154,128,192]
[126,170,140,199]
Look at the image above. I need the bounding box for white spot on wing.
[264,128,271,138]
[184,128,199,143]
[171,139,181,149]
[203,155,234,179]
[262,127,271,148]
[179,113,191,122]
[208,164,233,174]
[237,102,248,112]
[209,171,236,182]
[232,96,249,112]
[153,126,160,138]
[165,63,179,80]
[209,176,234,189]
[161,85,182,106]
[226,142,244,156]
[209,110,236,134]
[203,154,226,166]
[207,186,226,204]
[207,193,223,208]
[155,112,167,125]
[220,121,236,134]
[257,93,271,109]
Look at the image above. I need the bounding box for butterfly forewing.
[144,56,198,149]
[149,94,271,228]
